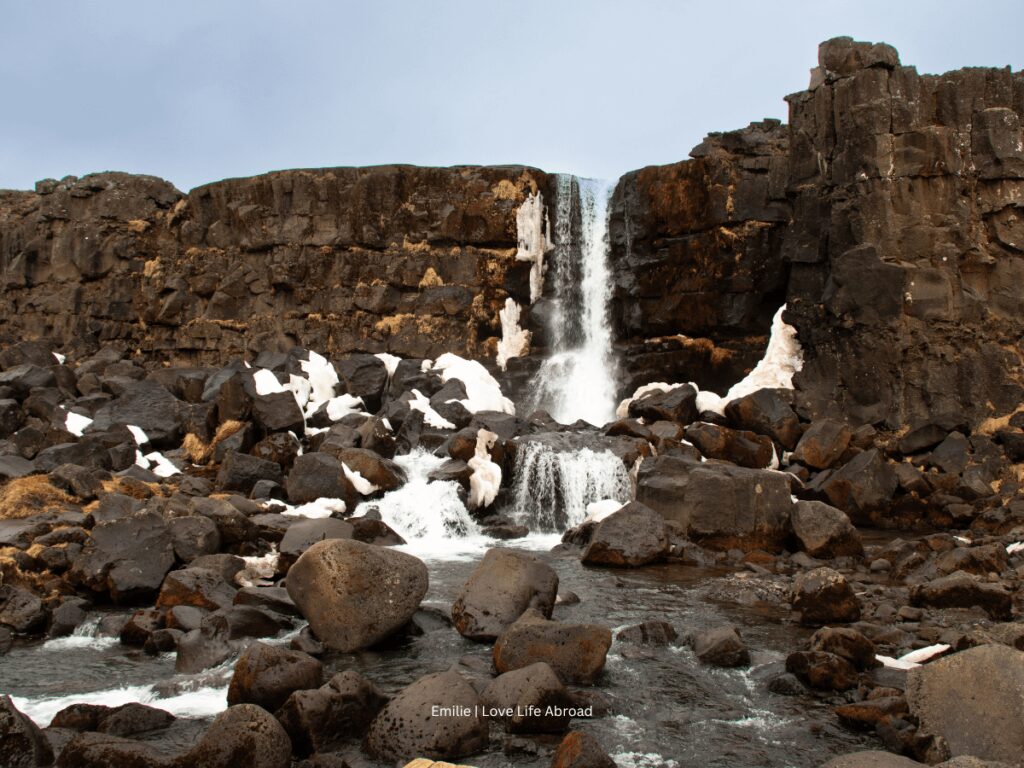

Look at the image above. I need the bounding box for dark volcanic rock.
[550,730,617,768]
[285,538,428,651]
[909,571,1012,620]
[820,449,898,523]
[285,452,356,506]
[183,703,291,768]
[581,501,669,567]
[451,548,558,642]
[790,567,861,625]
[691,626,750,668]
[493,610,612,685]
[226,641,323,712]
[480,662,573,733]
[684,421,776,468]
[276,670,387,757]
[790,500,863,558]
[0,695,53,768]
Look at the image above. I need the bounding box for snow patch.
[281,497,347,519]
[409,389,456,430]
[433,353,515,415]
[64,410,93,437]
[515,190,552,303]
[1007,541,1024,555]
[52,351,66,364]
[584,498,624,523]
[324,394,366,422]
[299,351,340,415]
[468,429,501,509]
[877,643,950,670]
[237,548,280,587]
[375,352,401,379]
[126,425,148,446]
[343,462,380,496]
[253,368,287,396]
[143,451,180,478]
[496,298,531,371]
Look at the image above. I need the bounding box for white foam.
[39,618,117,652]
[612,753,680,768]
[433,353,515,415]
[496,298,531,371]
[467,429,501,509]
[409,389,456,430]
[64,410,93,437]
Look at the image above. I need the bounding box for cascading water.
[528,176,619,426]
[508,440,633,532]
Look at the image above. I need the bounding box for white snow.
[615,305,804,420]
[496,297,531,371]
[142,451,180,478]
[343,463,380,496]
[281,497,347,519]
[324,394,366,422]
[252,368,287,396]
[299,351,340,415]
[375,352,401,379]
[433,353,515,415]
[1007,542,1024,555]
[877,643,951,670]
[63,410,93,437]
[237,548,280,587]
[515,190,552,303]
[584,498,624,523]
[467,429,502,509]
[287,374,312,411]
[126,424,148,446]
[52,352,66,364]
[409,389,456,430]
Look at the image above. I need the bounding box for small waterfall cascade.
[509,440,633,532]
[356,449,480,542]
[528,176,619,426]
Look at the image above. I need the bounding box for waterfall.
[528,176,618,426]
[508,441,633,532]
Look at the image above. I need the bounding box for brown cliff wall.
[0,166,551,365]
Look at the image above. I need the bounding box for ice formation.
[433,353,515,415]
[515,190,552,303]
[408,389,456,429]
[467,429,502,509]
[495,298,531,371]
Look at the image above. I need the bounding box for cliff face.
[609,38,1024,430]
[0,166,551,365]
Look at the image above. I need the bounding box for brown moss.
[0,475,76,519]
[186,419,245,465]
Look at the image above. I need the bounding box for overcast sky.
[3,1,1023,192]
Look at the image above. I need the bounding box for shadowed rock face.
[0,166,552,365]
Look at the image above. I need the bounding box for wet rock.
[834,696,909,730]
[791,500,863,558]
[216,450,283,495]
[54,731,169,767]
[636,454,793,551]
[350,517,405,546]
[276,670,386,756]
[0,585,47,634]
[0,695,53,767]
[809,627,877,670]
[550,730,617,768]
[934,543,1008,576]
[791,567,861,625]
[365,670,488,762]
[174,613,237,674]
[232,585,299,617]
[286,538,428,651]
[909,572,1012,620]
[785,650,859,691]
[183,703,292,768]
[95,703,174,737]
[691,626,750,667]
[821,449,898,523]
[156,567,237,612]
[615,620,677,646]
[906,645,1024,763]
[451,547,559,642]
[767,672,807,696]
[820,751,921,768]
[49,598,88,637]
[684,421,776,468]
[480,662,573,733]
[628,385,698,425]
[226,641,323,712]
[285,452,356,506]
[119,608,165,647]
[68,512,175,603]
[581,501,669,567]
[493,610,612,685]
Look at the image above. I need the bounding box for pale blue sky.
[2,1,1022,191]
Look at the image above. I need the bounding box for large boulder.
[792,419,852,470]
[480,662,574,733]
[628,385,699,425]
[0,586,47,634]
[636,454,793,551]
[581,501,669,567]
[183,704,292,768]
[0,695,53,768]
[216,451,283,495]
[90,379,184,448]
[791,500,863,558]
[285,452,357,506]
[451,548,558,642]
[278,518,354,572]
[684,422,775,468]
[493,610,612,685]
[906,645,1024,764]
[791,567,861,625]
[286,538,428,651]
[68,512,176,603]
[821,449,898,523]
[156,568,237,612]
[691,626,750,668]
[333,447,406,492]
[785,650,860,691]
[226,642,323,712]
[909,572,1012,620]
[364,670,488,762]
[53,732,169,767]
[276,670,387,757]
[724,388,802,449]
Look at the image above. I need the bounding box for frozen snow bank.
[433,353,515,415]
